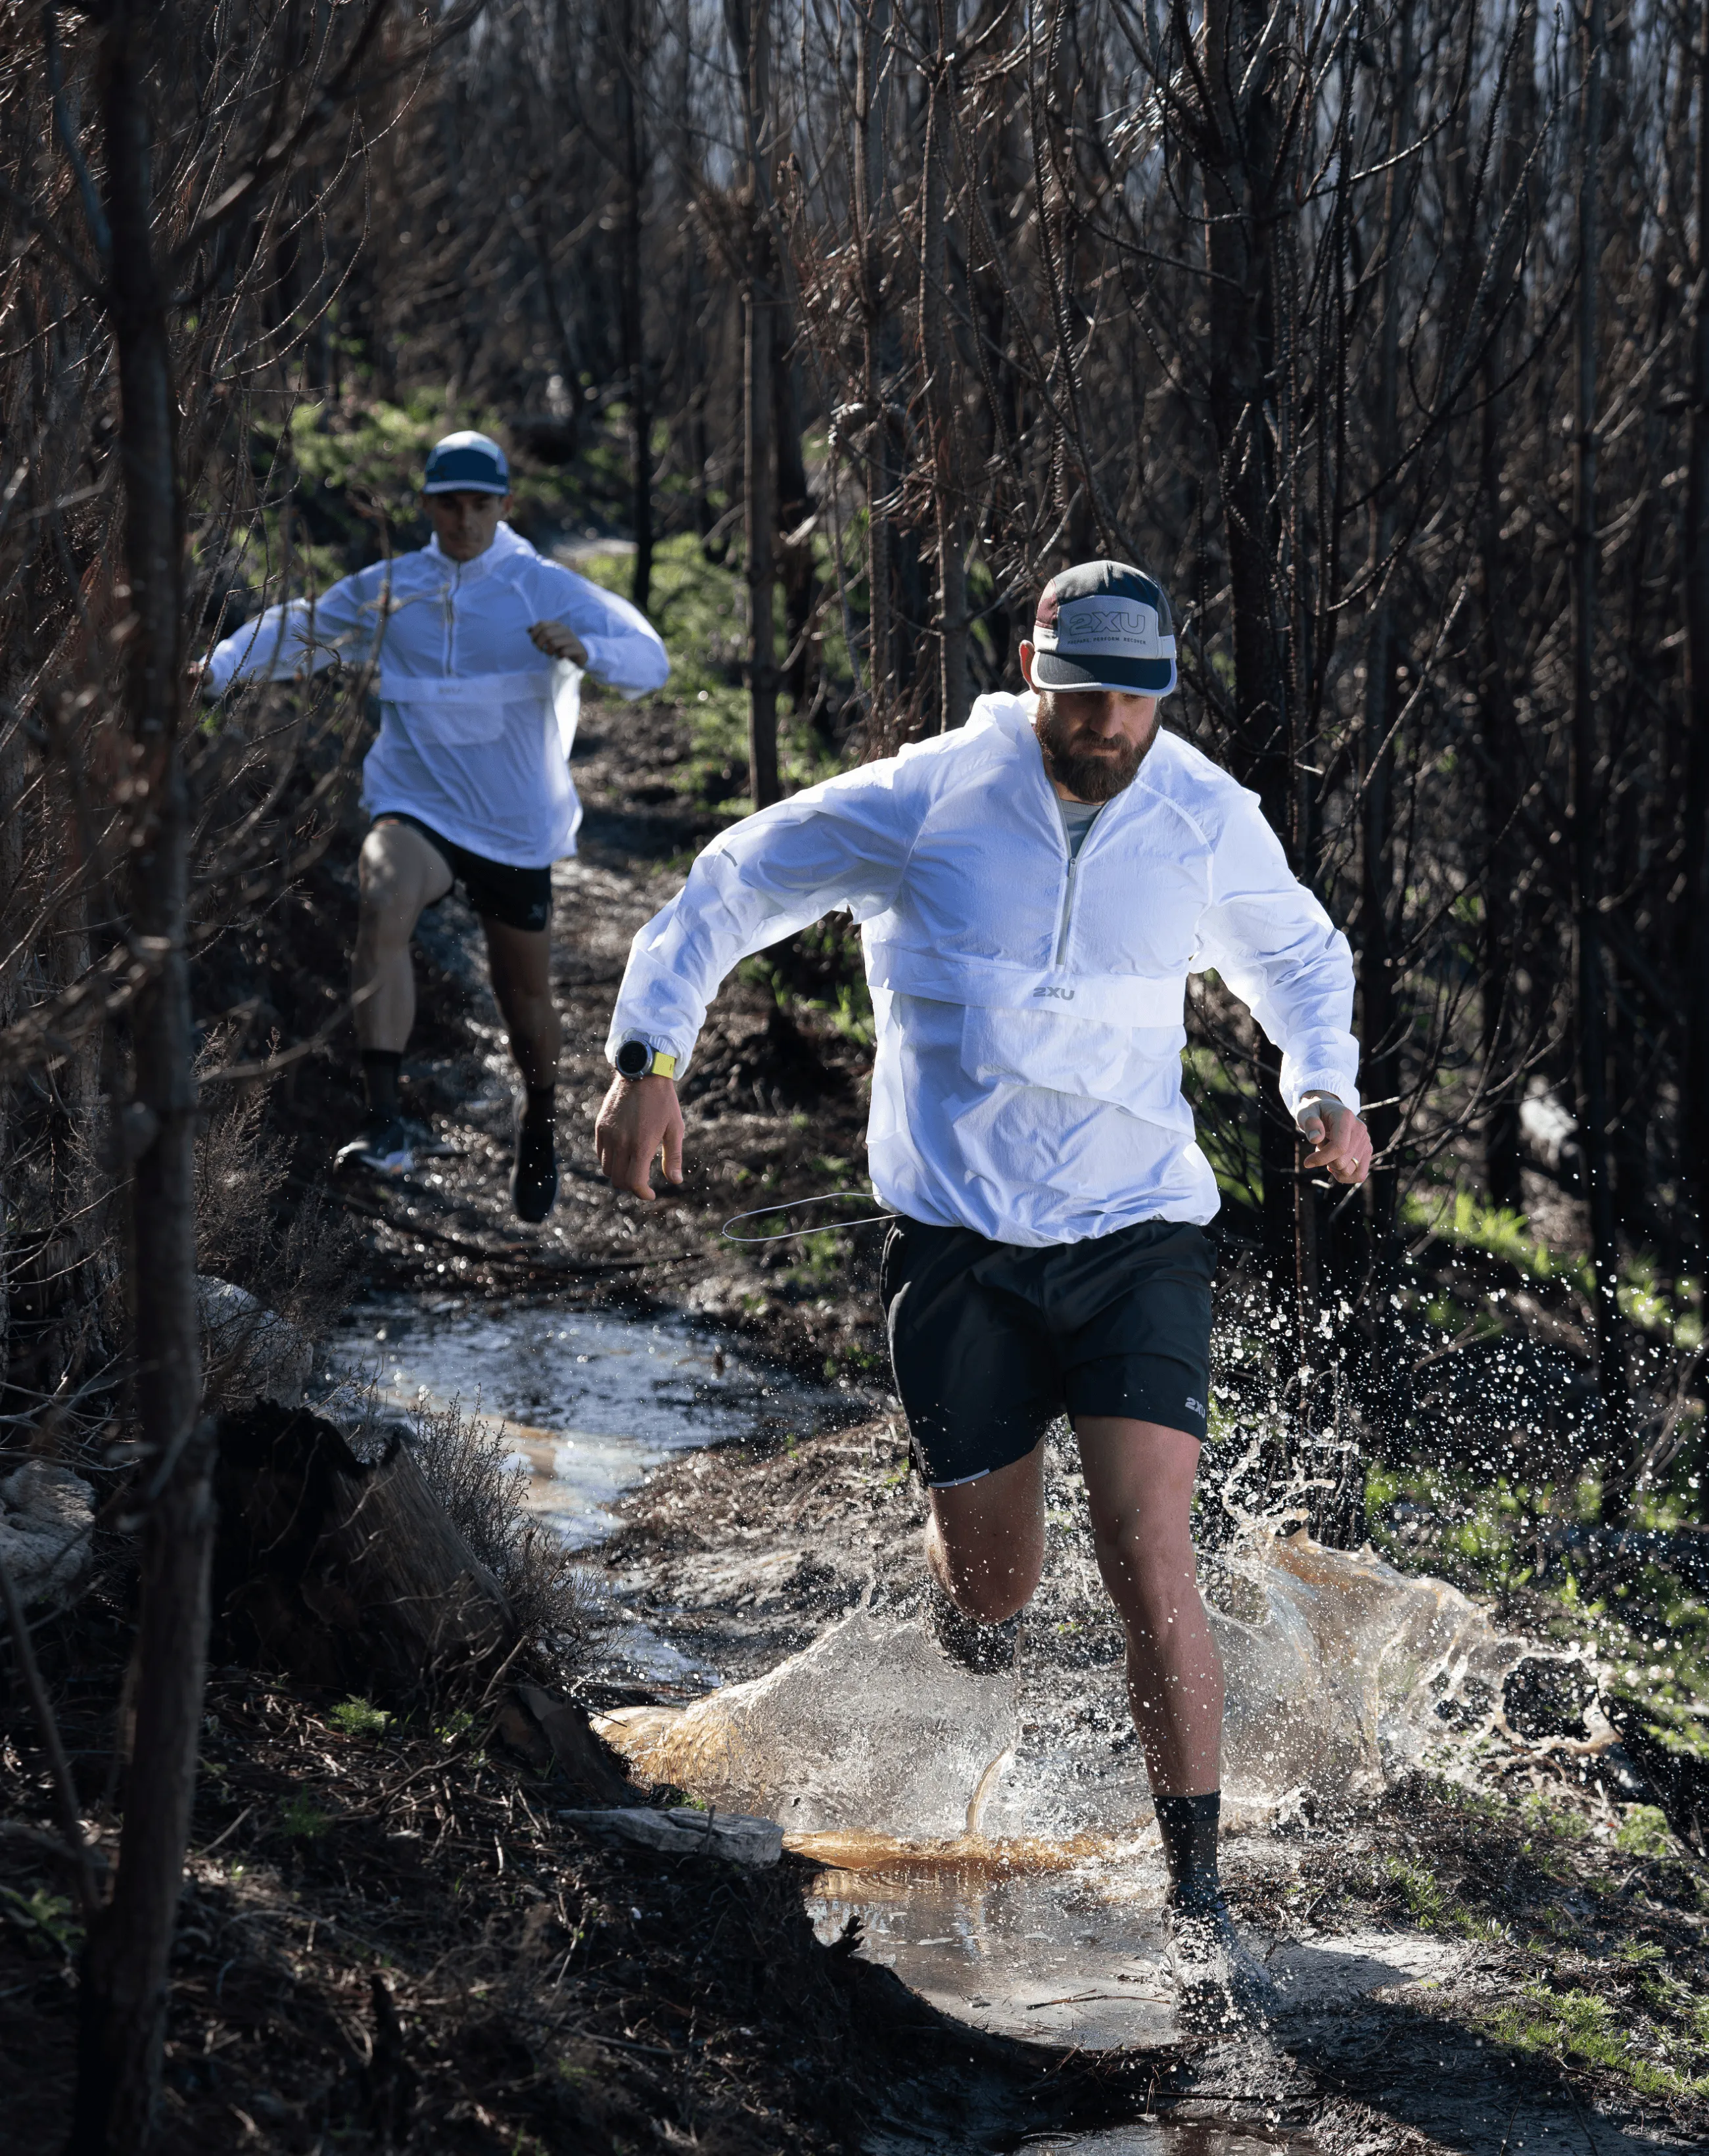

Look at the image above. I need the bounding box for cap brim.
[1032,649,1176,695]
[423,479,509,495]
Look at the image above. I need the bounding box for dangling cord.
[721,1190,897,1245]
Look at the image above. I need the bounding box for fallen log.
[558,1806,782,1865]
[212,1401,515,1697]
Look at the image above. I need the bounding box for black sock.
[523,1085,555,1136]
[361,1049,402,1120]
[1155,1791,1222,1910]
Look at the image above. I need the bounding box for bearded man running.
[595,561,1370,2017]
[202,431,669,1220]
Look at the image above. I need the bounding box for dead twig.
[0,1539,102,1918]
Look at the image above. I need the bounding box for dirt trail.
[329,684,1709,2156]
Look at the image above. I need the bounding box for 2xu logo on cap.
[1055,601,1160,650]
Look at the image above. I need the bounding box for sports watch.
[615,1039,678,1081]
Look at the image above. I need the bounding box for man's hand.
[529,620,590,665]
[1298,1094,1372,1185]
[595,1074,684,1199]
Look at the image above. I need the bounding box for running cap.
[1030,560,1177,696]
[423,431,510,496]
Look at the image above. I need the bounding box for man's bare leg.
[342,820,454,1168]
[925,1418,1220,1790]
[925,1441,1047,1622]
[355,819,454,1052]
[483,916,561,1220]
[482,918,560,1090]
[927,1413,1264,1997]
[1073,1417,1222,1795]
[1071,1417,1267,2008]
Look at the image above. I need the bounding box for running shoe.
[1165,1890,1280,2030]
[335,1115,414,1177]
[510,1113,558,1223]
[926,1577,1024,1676]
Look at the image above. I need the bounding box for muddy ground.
[3,682,1706,2149]
[605,1417,1709,2155]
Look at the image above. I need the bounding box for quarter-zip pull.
[1055,854,1078,967]
[442,560,459,674]
[1050,794,1105,968]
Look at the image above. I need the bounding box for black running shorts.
[373,814,553,933]
[879,1216,1215,1488]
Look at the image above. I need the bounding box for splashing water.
[599,1528,1522,1842]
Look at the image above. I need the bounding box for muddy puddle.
[335,1298,1524,2103]
[331,1294,839,1683]
[803,1850,1458,2050]
[1014,2136,1288,2156]
[335,1292,830,1547]
[595,1528,1515,2049]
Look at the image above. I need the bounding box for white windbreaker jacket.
[204,523,669,866]
[609,691,1359,1247]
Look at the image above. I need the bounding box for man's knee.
[929,1524,1042,1623]
[361,823,446,910]
[945,1566,1036,1625]
[1090,1515,1196,1624]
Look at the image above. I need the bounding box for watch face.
[616,1041,650,1079]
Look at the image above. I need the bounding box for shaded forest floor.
[3,677,1707,2149]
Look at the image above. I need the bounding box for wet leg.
[355,820,453,1052]
[484,918,561,1221]
[1074,1417,1223,1796]
[482,918,560,1092]
[925,1440,1047,1623]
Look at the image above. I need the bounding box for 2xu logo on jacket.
[1033,983,1076,1001]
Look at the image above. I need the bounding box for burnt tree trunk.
[1568,0,1631,1528]
[71,7,208,2149]
[1684,0,1709,1286]
[773,300,816,716]
[920,46,968,734]
[854,0,896,724]
[614,0,653,618]
[1355,1,1416,1469]
[1198,0,1305,1388]
[1478,17,1538,1217]
[731,0,780,807]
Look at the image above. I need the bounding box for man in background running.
[202,431,669,1221]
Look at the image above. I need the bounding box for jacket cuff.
[1286,1071,1361,1117]
[605,1025,695,1079]
[580,634,652,699]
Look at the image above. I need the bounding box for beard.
[1035,693,1152,803]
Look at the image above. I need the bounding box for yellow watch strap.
[647,1050,677,1079]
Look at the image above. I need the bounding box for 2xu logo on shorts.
[1033,983,1076,1001]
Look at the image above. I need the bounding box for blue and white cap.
[423,430,510,496]
[1031,560,1177,696]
